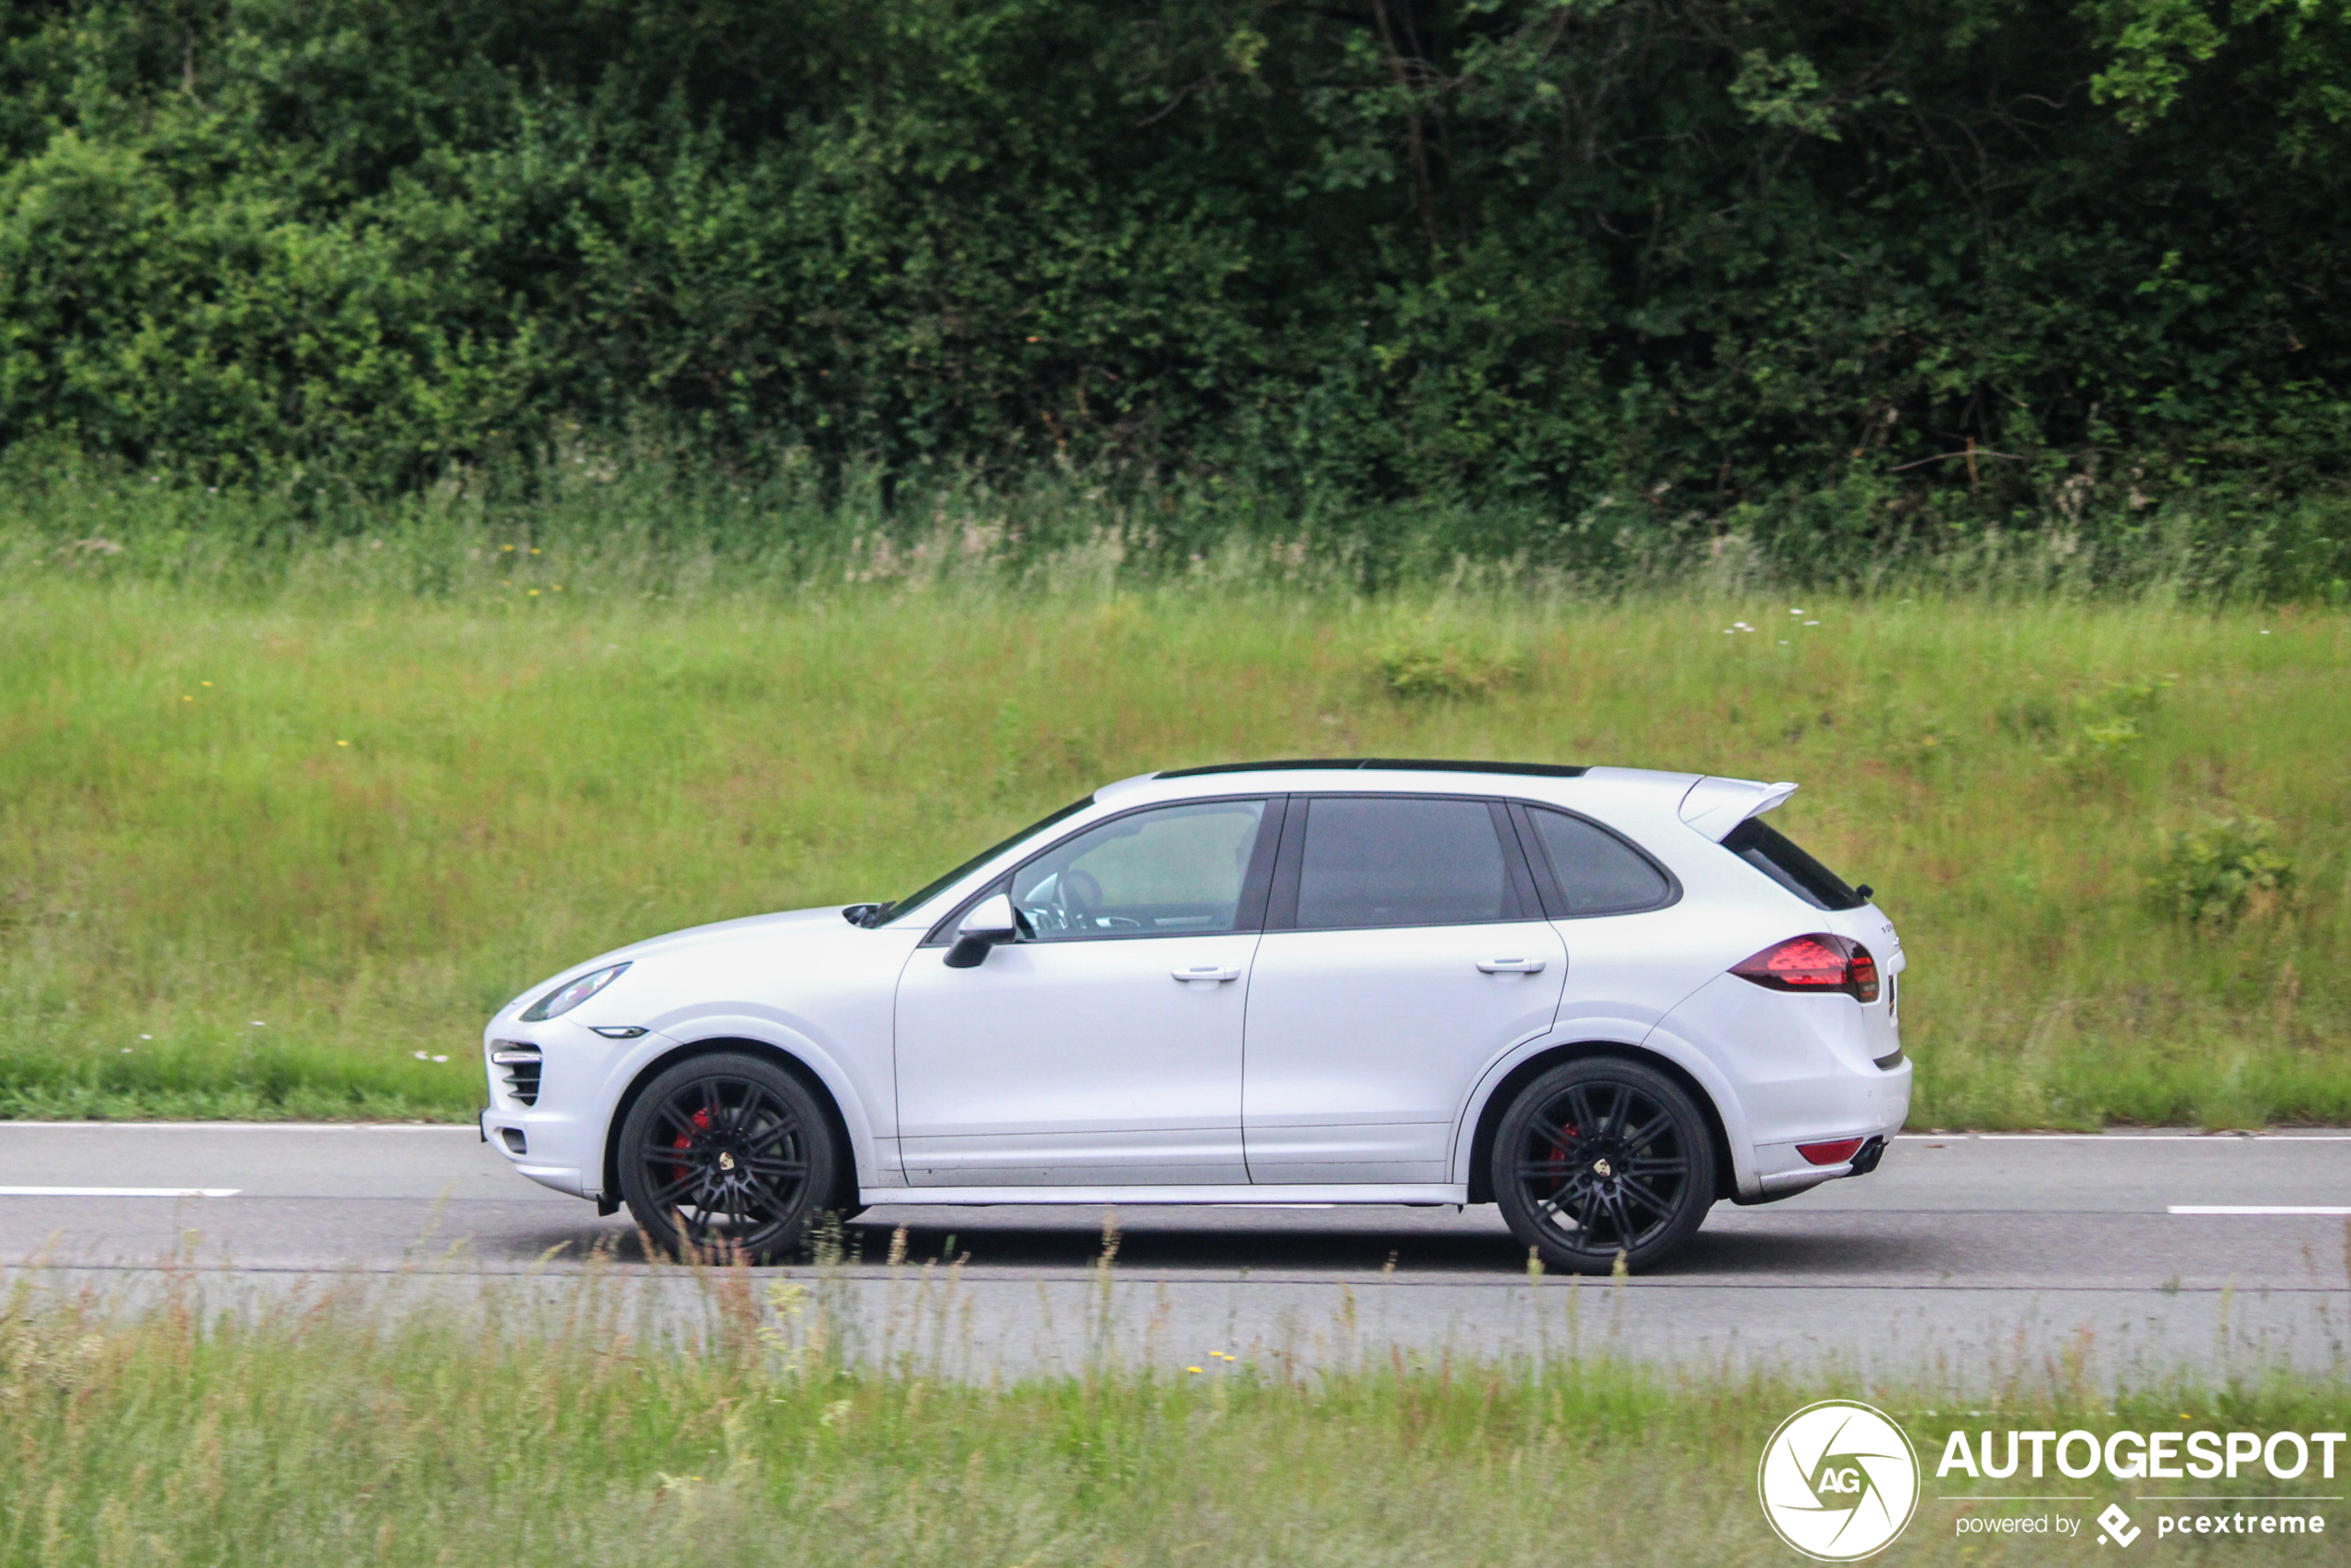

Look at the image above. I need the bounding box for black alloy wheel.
[616,1052,839,1264]
[1493,1056,1716,1275]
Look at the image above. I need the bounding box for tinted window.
[1524,808,1673,915]
[1294,797,1516,929]
[1722,818,1866,911]
[1013,800,1267,939]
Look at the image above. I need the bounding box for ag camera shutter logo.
[1759,1400,1921,1560]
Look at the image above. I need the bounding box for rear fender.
[1449,1022,1757,1202]
[1633,1018,1766,1201]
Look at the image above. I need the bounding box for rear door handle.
[1173,965,1241,983]
[1476,958,1547,974]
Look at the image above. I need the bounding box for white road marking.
[0,1124,2341,1139]
[1952,1134,2351,1141]
[0,1186,241,1198]
[2168,1204,2351,1215]
[0,1122,471,1131]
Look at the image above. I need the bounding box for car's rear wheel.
[617,1052,838,1263]
[1493,1056,1715,1275]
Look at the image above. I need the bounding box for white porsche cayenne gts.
[481,760,1909,1273]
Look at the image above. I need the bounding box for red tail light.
[1731,934,1881,1002]
[1797,1137,1867,1166]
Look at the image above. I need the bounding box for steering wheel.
[1061,868,1105,927]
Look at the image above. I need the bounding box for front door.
[894,796,1275,1187]
[1243,794,1565,1183]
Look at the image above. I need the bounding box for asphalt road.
[4,1123,2347,1381]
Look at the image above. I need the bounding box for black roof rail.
[1157,758,1589,779]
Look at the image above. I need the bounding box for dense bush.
[2,0,2350,554]
[2152,815,2296,928]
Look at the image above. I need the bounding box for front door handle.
[1173,965,1241,983]
[1476,958,1548,974]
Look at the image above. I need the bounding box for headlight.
[520,962,630,1022]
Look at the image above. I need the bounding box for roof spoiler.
[1678,776,1798,841]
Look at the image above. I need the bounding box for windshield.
[852,796,1095,927]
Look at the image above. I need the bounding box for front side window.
[1524,807,1674,915]
[1293,796,1518,929]
[1013,799,1268,939]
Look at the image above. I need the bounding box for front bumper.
[478,1106,590,1195]
[480,1026,641,1199]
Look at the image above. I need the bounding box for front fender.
[591,1013,900,1194]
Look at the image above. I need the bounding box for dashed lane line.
[0,1186,242,1198]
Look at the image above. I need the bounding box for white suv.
[482,761,1909,1273]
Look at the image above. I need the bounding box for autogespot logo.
[1760,1400,1922,1561]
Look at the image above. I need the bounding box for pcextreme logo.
[1759,1400,1922,1561]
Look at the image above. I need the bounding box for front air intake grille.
[490,1042,542,1106]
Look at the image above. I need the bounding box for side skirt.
[860,1183,1470,1207]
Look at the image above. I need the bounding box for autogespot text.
[1938,1426,2340,1545]
[1936,1427,2346,1482]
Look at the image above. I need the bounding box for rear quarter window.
[1721,818,1866,911]
[1522,806,1675,916]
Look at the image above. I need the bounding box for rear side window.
[1722,818,1866,911]
[1523,807,1673,915]
[1294,797,1521,929]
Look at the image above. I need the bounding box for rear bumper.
[1737,1124,1901,1204]
[1650,971,1911,1203]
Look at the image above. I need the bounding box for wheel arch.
[602,1036,862,1212]
[1462,1040,1737,1205]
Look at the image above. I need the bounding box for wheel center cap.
[718,1151,736,1171]
[1592,1156,1613,1178]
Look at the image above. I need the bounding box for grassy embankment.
[0,1260,2341,1567]
[0,541,2345,1126]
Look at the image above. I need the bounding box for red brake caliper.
[671,1107,713,1186]
[1549,1124,1579,1195]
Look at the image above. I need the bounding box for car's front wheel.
[617,1052,839,1263]
[1493,1056,1716,1275]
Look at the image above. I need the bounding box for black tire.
[1492,1056,1716,1275]
[617,1052,840,1264]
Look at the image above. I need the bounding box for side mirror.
[943,892,1022,969]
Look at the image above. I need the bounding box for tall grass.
[0,486,2345,1126]
[6,436,2349,602]
[0,1255,2340,1566]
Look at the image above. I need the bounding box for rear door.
[1511,803,1697,1041]
[1241,794,1565,1183]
